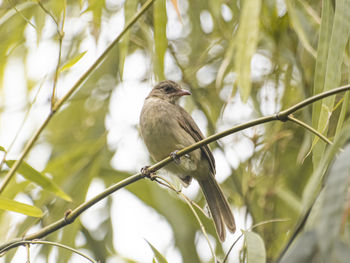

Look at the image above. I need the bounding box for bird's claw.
[141,166,156,180]
[170,150,181,164]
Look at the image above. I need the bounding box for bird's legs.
[170,150,181,164]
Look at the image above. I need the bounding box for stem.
[1,240,97,263]
[154,175,216,261]
[287,115,333,145]
[277,84,350,119]
[0,84,349,253]
[0,0,155,194]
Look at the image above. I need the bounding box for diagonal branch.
[0,84,349,253]
[0,0,156,194]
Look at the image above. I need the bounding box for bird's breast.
[140,98,190,161]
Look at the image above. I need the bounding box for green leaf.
[334,91,350,139]
[334,240,350,263]
[312,0,333,128]
[316,142,350,260]
[119,0,138,79]
[0,146,6,152]
[280,231,318,263]
[234,0,262,102]
[312,0,350,167]
[244,231,266,263]
[153,0,167,80]
[6,160,72,202]
[0,196,43,217]
[285,0,316,57]
[59,51,87,73]
[145,240,168,263]
[303,120,350,209]
[275,186,302,213]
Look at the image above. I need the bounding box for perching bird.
[139,80,235,241]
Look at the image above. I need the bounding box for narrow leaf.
[234,0,262,102]
[303,121,350,209]
[311,0,333,136]
[316,143,350,260]
[244,231,266,263]
[59,51,87,73]
[285,0,316,57]
[6,160,72,202]
[119,0,138,79]
[312,0,350,167]
[0,196,43,217]
[170,0,181,22]
[280,231,318,263]
[0,146,6,152]
[334,240,350,263]
[153,0,168,80]
[145,240,168,263]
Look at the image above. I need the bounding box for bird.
[139,80,235,241]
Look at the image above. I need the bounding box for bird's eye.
[164,86,173,93]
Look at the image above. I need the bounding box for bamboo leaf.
[303,121,350,209]
[0,196,43,217]
[119,0,138,79]
[153,0,167,80]
[312,0,333,129]
[312,0,350,167]
[146,240,168,263]
[285,0,316,57]
[6,160,72,202]
[244,231,266,263]
[280,231,318,263]
[59,51,87,73]
[315,142,350,260]
[234,0,262,102]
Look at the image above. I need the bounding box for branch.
[1,240,97,263]
[0,0,155,194]
[1,85,349,253]
[152,175,216,260]
[287,115,333,145]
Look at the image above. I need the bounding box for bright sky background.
[0,0,285,261]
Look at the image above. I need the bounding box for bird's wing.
[175,105,216,175]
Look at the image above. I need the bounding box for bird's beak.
[177,89,191,97]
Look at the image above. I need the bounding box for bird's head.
[147,80,191,104]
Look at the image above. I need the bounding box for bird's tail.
[198,176,235,241]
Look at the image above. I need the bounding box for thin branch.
[287,115,333,145]
[223,233,243,263]
[1,84,349,252]
[0,82,44,171]
[0,0,155,194]
[8,0,37,29]
[277,84,350,119]
[152,175,216,261]
[223,218,289,262]
[1,240,97,263]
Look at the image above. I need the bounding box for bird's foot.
[64,209,72,223]
[141,166,156,180]
[170,150,181,164]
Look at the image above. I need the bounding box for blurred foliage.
[0,0,350,262]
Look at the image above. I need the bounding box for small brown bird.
[140,80,235,241]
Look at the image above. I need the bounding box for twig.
[0,82,44,171]
[0,85,349,252]
[223,219,289,262]
[287,115,333,145]
[1,240,97,263]
[0,0,156,194]
[152,175,217,261]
